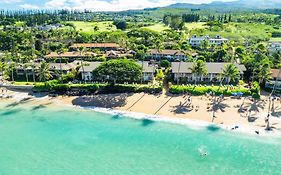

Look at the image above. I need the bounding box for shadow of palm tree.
[5,97,34,108]
[72,94,132,109]
[207,98,229,113]
[271,106,281,118]
[171,102,193,114]
[244,100,266,113]
[1,109,21,116]
[31,104,48,111]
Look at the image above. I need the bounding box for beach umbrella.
[237,92,243,96]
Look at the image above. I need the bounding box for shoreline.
[2,89,281,138]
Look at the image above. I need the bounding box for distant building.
[36,24,62,31]
[171,62,246,83]
[188,35,228,47]
[70,43,120,51]
[148,49,191,61]
[265,69,281,90]
[268,43,281,53]
[105,50,134,59]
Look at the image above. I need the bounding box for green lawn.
[185,22,207,30]
[141,23,170,32]
[70,21,116,33]
[269,37,281,42]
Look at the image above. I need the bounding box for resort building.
[137,61,156,82]
[15,62,78,79]
[78,61,155,82]
[268,43,281,53]
[79,62,102,81]
[148,49,188,61]
[188,35,228,47]
[266,69,281,90]
[47,62,78,75]
[70,43,120,51]
[45,52,98,61]
[171,62,246,83]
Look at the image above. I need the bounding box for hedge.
[33,81,162,94]
[169,85,253,96]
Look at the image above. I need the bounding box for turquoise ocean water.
[0,101,281,175]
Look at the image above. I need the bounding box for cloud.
[45,0,68,8]
[19,4,40,9]
[0,0,22,3]
[13,0,235,10]
[41,0,179,11]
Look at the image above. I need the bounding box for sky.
[0,0,235,11]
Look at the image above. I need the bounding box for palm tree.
[38,62,52,82]
[189,60,207,84]
[31,62,37,83]
[267,69,281,130]
[253,61,271,85]
[222,64,240,84]
[0,62,7,80]
[23,63,29,82]
[9,62,16,82]
[56,46,66,80]
[78,46,86,83]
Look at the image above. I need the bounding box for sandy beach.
[1,88,281,136]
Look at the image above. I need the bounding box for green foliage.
[169,85,252,96]
[93,59,142,84]
[222,63,240,84]
[163,14,185,30]
[113,20,128,30]
[160,60,171,69]
[250,81,261,94]
[33,81,162,94]
[155,69,164,81]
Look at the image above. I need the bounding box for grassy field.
[141,23,170,32]
[269,37,281,42]
[185,22,207,30]
[189,22,279,43]
[142,22,206,32]
[70,21,116,33]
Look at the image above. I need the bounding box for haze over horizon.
[0,0,236,11]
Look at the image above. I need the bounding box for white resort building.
[188,35,228,47]
[171,62,246,83]
[79,62,102,81]
[137,61,156,82]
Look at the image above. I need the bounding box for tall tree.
[93,59,142,84]
[222,64,240,84]
[38,62,52,82]
[189,60,207,84]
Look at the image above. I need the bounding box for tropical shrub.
[169,85,252,96]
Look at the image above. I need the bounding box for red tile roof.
[70,43,119,48]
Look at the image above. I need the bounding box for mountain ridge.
[165,0,281,10]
